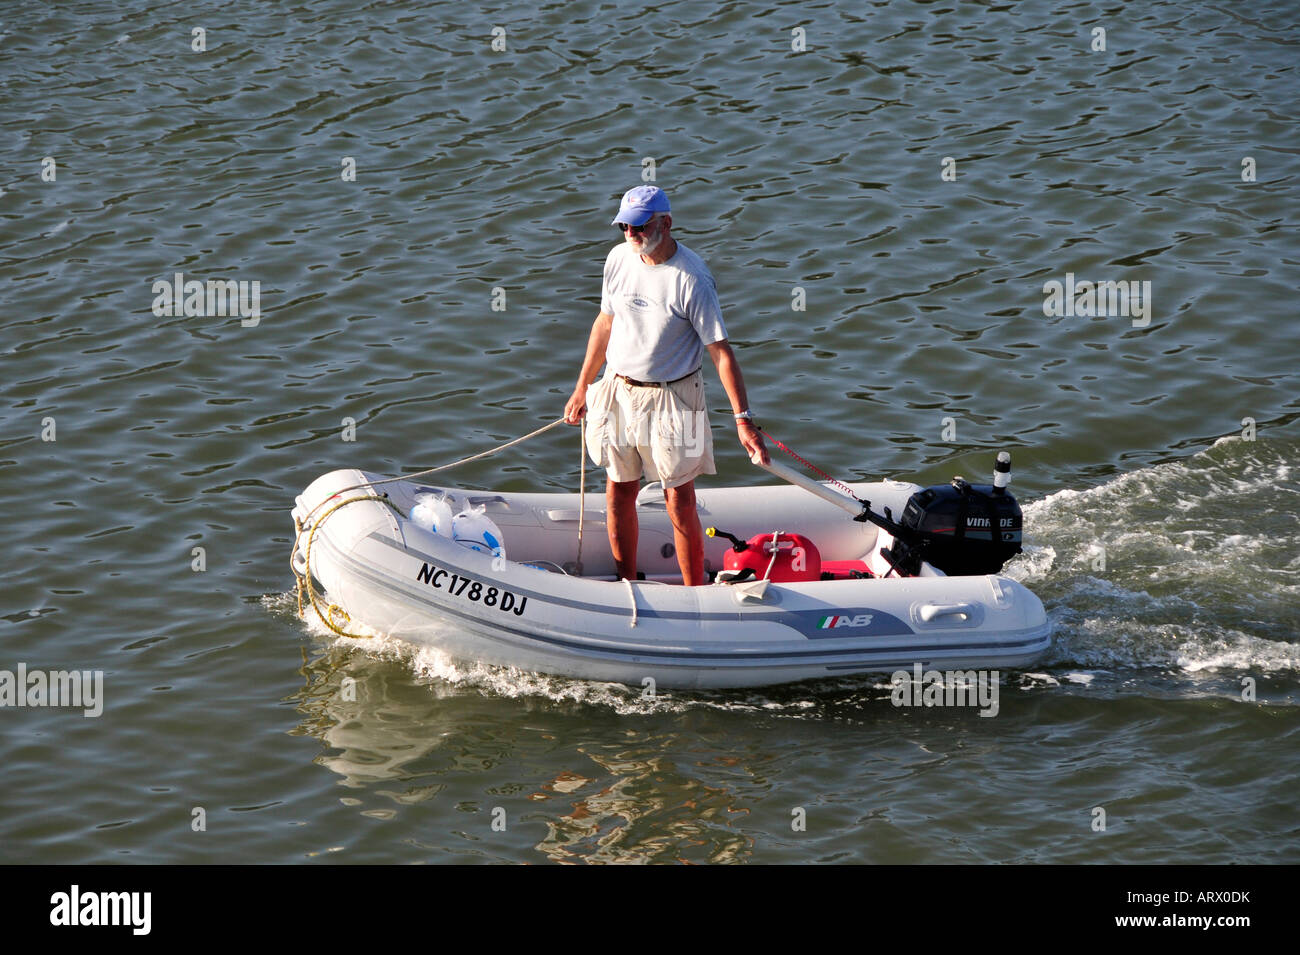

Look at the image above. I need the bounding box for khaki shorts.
[584,369,716,489]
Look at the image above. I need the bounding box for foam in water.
[279,588,816,715]
[1018,437,1300,678]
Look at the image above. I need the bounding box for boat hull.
[292,469,1052,689]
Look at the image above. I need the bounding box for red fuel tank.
[721,532,822,583]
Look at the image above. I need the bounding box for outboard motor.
[876,452,1023,577]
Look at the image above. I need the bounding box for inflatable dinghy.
[290,455,1051,689]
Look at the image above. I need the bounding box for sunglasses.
[618,218,660,234]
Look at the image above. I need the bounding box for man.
[563,185,769,586]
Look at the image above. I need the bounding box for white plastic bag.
[410,492,455,537]
[451,504,506,559]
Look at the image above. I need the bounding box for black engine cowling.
[885,477,1023,576]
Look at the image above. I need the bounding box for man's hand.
[738,420,769,466]
[564,385,587,425]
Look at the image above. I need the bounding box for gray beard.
[627,222,664,259]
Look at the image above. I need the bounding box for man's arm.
[564,310,613,424]
[706,340,770,465]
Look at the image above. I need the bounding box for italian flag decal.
[819,613,874,629]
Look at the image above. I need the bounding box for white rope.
[522,560,569,575]
[400,418,567,482]
[762,530,781,581]
[300,417,567,526]
[297,415,593,585]
[577,416,585,573]
[624,578,638,628]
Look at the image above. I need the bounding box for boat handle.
[636,481,666,508]
[918,602,976,623]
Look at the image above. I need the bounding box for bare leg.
[664,481,704,586]
[607,478,640,580]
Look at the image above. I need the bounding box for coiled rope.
[295,493,404,639]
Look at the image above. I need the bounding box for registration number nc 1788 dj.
[415,562,528,616]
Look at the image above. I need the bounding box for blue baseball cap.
[611,185,670,226]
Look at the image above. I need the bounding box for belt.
[615,369,699,389]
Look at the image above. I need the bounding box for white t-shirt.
[600,241,728,382]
